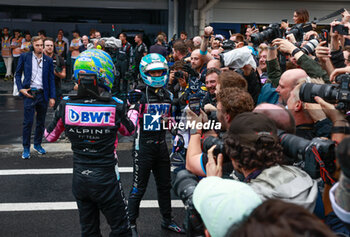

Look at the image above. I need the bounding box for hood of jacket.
[249,165,318,212]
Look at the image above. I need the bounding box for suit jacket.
[15,52,56,102]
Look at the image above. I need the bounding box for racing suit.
[128,85,173,224]
[45,96,139,237]
[115,42,133,94]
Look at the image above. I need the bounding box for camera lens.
[173,170,199,204]
[301,39,319,55]
[299,83,338,104]
[251,24,280,46]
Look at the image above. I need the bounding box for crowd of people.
[7,6,350,237]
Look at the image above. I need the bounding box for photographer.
[192,177,262,237]
[270,38,329,86]
[186,87,254,177]
[293,8,309,24]
[315,20,349,76]
[287,78,333,139]
[207,112,318,212]
[168,60,189,101]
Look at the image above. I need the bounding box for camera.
[300,39,319,55]
[173,170,204,237]
[189,97,201,116]
[251,23,282,46]
[333,24,349,35]
[202,136,230,163]
[286,23,313,42]
[174,71,184,80]
[299,74,350,111]
[278,130,336,185]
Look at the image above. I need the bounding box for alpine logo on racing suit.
[65,104,116,127]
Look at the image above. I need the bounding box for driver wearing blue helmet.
[127,53,185,236]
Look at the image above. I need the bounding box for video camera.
[173,170,204,237]
[278,130,336,185]
[299,74,350,112]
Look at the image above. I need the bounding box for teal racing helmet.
[73,49,115,91]
[139,53,169,88]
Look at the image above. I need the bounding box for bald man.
[190,49,210,84]
[191,49,205,72]
[207,59,221,70]
[210,49,220,60]
[275,68,308,105]
[193,36,202,48]
[254,103,296,134]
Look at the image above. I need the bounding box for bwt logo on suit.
[69,109,112,124]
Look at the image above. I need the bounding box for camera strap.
[312,146,336,185]
[313,8,345,24]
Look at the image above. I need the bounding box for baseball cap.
[215,34,224,41]
[193,176,262,237]
[228,112,278,148]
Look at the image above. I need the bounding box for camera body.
[251,23,282,46]
[286,23,313,42]
[202,136,231,163]
[278,130,336,184]
[174,71,184,80]
[299,74,350,111]
[333,24,349,35]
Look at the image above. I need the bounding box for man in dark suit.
[15,36,55,159]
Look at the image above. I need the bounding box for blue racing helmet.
[139,53,169,88]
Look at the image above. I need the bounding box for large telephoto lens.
[251,24,280,46]
[277,130,309,163]
[173,170,199,204]
[299,83,338,104]
[301,39,319,55]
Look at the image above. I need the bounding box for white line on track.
[0,167,175,175]
[0,200,184,211]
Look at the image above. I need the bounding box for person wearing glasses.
[15,36,56,159]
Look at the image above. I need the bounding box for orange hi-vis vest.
[2,36,12,57]
[11,37,23,56]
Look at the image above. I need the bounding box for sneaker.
[161,219,185,234]
[22,148,30,159]
[131,224,140,237]
[34,144,46,155]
